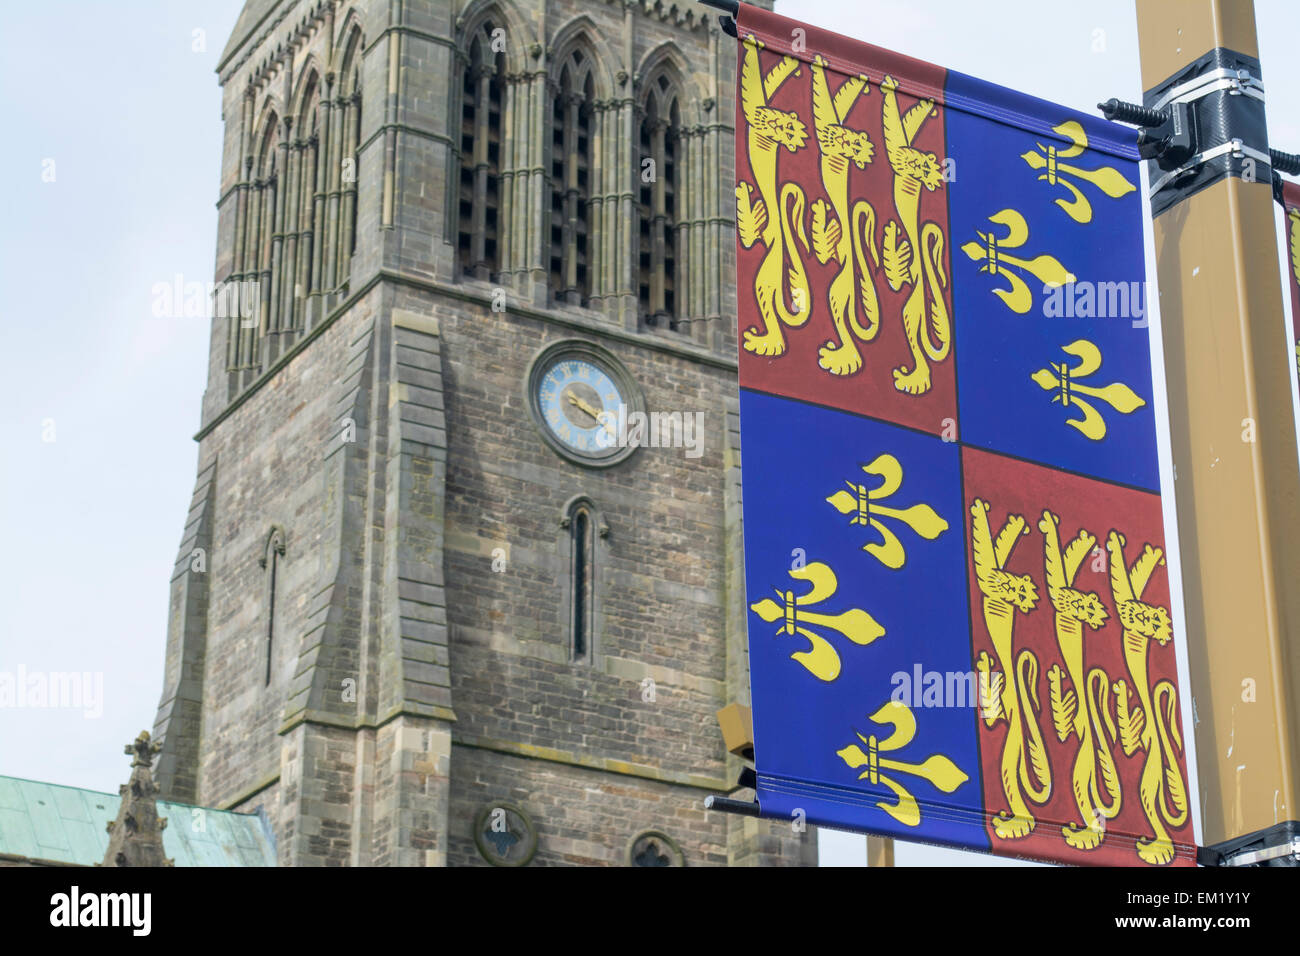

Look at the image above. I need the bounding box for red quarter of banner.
[733,10,954,434]
[962,448,1194,866]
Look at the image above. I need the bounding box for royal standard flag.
[733,5,1194,866]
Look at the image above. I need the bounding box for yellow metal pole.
[1136,0,1300,862]
[866,835,895,867]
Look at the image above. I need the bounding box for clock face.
[538,358,625,458]
[527,342,642,467]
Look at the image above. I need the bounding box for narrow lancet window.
[260,528,286,685]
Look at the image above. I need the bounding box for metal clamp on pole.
[1197,821,1300,867]
[1220,837,1300,867]
[1099,47,1272,216]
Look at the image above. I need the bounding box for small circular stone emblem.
[627,830,684,867]
[473,803,538,867]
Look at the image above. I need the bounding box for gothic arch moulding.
[546,16,617,101]
[260,525,287,568]
[636,42,707,122]
[455,0,537,75]
[332,14,365,89]
[252,102,282,176]
[635,42,689,95]
[289,59,324,124]
[331,6,366,65]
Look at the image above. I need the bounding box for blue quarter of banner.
[739,389,990,852]
[945,70,1160,492]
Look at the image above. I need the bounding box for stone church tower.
[153,0,815,866]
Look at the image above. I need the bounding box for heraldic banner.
[734,4,1194,866]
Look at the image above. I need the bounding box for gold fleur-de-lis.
[749,561,884,682]
[836,700,970,826]
[1021,120,1136,224]
[825,453,948,569]
[961,209,1076,314]
[1031,339,1146,441]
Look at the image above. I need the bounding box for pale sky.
[1,0,1296,869]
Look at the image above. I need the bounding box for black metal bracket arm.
[1270,148,1300,204]
[1273,148,1300,177]
[704,759,760,813]
[697,0,739,36]
[1099,98,1197,164]
[703,794,761,817]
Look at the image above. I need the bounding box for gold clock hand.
[567,393,602,419]
[566,393,598,420]
[566,392,615,435]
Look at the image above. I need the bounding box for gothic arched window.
[549,48,596,306]
[227,109,280,386]
[458,21,506,279]
[282,70,321,337]
[638,73,681,329]
[253,111,281,269]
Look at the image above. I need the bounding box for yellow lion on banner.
[736,34,812,360]
[808,54,880,377]
[880,76,950,395]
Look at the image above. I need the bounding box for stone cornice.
[195,268,736,443]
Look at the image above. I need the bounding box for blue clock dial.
[537,358,624,456]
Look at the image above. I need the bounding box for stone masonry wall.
[156,0,815,867]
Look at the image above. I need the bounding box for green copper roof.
[0,775,275,867]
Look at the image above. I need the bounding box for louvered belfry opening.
[638,73,680,330]
[549,50,595,307]
[458,21,506,280]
